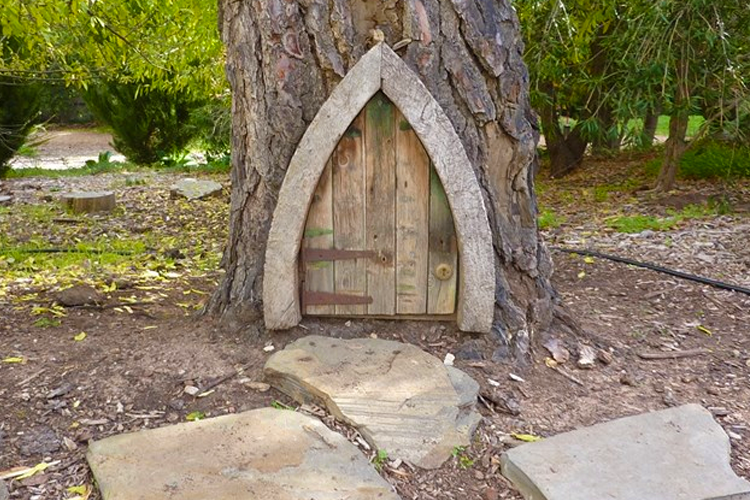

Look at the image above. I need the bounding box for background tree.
[206,0,557,357]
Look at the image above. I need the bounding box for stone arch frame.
[263,43,495,333]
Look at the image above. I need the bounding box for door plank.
[395,114,430,314]
[332,115,367,315]
[427,166,458,314]
[302,160,335,315]
[365,92,396,315]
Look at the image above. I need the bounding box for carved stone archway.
[263,43,494,333]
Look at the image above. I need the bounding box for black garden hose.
[550,246,750,296]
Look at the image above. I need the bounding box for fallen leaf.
[577,271,586,279]
[67,485,88,495]
[186,411,205,421]
[583,256,595,264]
[16,461,52,480]
[511,433,542,442]
[697,325,712,336]
[73,332,87,342]
[2,356,24,363]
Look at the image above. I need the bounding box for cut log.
[61,191,116,214]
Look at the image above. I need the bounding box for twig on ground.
[637,348,710,360]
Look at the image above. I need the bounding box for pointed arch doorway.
[264,43,495,333]
[302,91,458,317]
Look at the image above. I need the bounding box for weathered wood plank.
[365,92,396,315]
[332,114,367,315]
[395,113,430,314]
[381,44,494,332]
[303,161,335,315]
[427,166,458,314]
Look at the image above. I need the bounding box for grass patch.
[538,208,565,230]
[606,203,718,233]
[606,214,678,233]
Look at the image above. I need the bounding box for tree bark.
[640,104,661,148]
[656,60,690,192]
[538,88,587,178]
[209,0,556,358]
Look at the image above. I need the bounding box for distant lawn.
[554,115,705,141]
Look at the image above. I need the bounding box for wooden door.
[301,92,458,317]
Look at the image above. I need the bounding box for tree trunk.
[656,60,690,192]
[538,90,587,177]
[655,110,688,191]
[640,104,661,148]
[209,0,556,358]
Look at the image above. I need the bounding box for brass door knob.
[434,263,453,281]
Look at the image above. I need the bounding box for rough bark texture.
[210,0,556,357]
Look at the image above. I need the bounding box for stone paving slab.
[87,408,399,500]
[501,404,750,500]
[265,335,481,469]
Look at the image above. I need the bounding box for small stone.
[732,349,741,358]
[745,359,750,368]
[19,426,60,456]
[455,340,483,361]
[183,385,200,396]
[543,338,570,364]
[620,372,638,387]
[166,413,179,423]
[169,179,223,200]
[263,345,275,353]
[47,383,75,399]
[0,195,12,206]
[443,353,455,366]
[474,470,485,480]
[169,399,185,411]
[597,349,614,365]
[63,436,78,451]
[56,285,104,307]
[483,487,498,500]
[681,376,694,384]
[728,430,742,441]
[244,381,271,392]
[707,386,721,396]
[577,345,597,370]
[662,389,678,407]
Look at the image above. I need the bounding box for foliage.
[0,0,224,93]
[83,80,203,164]
[644,141,750,180]
[0,32,42,176]
[372,449,388,471]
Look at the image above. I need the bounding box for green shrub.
[83,79,203,165]
[189,92,231,159]
[679,141,750,179]
[0,79,41,178]
[644,141,750,180]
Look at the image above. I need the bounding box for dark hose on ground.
[550,246,750,296]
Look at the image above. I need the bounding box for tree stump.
[61,191,116,214]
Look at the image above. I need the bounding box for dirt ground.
[0,139,749,499]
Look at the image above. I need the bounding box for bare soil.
[0,138,748,499]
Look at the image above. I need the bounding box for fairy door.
[301,92,458,317]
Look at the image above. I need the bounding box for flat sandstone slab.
[265,335,481,469]
[501,404,750,500]
[87,408,399,500]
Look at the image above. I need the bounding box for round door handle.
[434,263,453,281]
